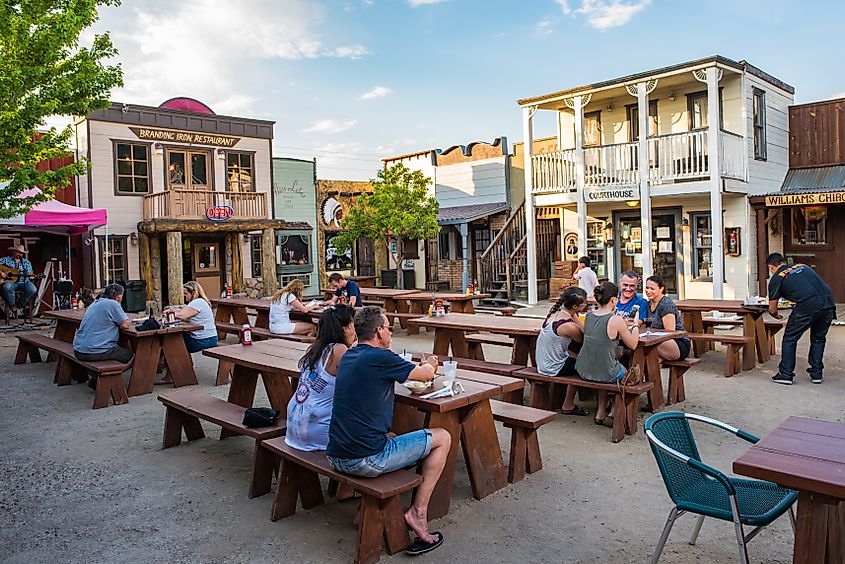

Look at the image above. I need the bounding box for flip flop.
[560,405,587,416]
[405,532,444,556]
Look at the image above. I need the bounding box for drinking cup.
[401,353,413,363]
[443,360,458,383]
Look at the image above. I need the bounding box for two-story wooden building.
[516,55,794,304]
[74,98,307,306]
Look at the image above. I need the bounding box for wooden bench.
[15,333,131,409]
[687,333,753,376]
[702,317,786,354]
[514,367,653,443]
[465,333,514,360]
[662,357,702,405]
[474,306,518,316]
[250,437,423,564]
[215,321,316,342]
[409,354,524,377]
[158,390,286,448]
[490,399,555,483]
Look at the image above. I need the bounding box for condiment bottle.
[240,323,253,345]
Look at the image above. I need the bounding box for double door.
[614,209,681,296]
[167,150,213,217]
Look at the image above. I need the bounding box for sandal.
[560,405,587,416]
[405,532,444,556]
[594,417,605,426]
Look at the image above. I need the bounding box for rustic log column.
[165,232,183,306]
[261,228,278,296]
[228,233,243,293]
[150,235,162,305]
[138,232,153,301]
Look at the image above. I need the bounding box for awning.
[759,165,845,207]
[437,202,509,225]
[0,187,107,235]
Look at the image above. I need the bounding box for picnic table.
[407,312,540,365]
[401,292,491,335]
[733,416,845,564]
[44,309,200,396]
[631,329,686,412]
[347,275,377,288]
[211,296,272,331]
[674,299,769,371]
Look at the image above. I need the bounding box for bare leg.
[657,340,681,361]
[404,428,451,543]
[292,321,315,336]
[560,385,580,412]
[594,390,608,421]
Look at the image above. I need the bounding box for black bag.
[243,407,280,428]
[137,318,161,331]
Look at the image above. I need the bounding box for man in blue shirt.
[1,244,37,315]
[324,273,361,307]
[73,284,133,365]
[327,306,451,555]
[766,253,836,385]
[616,271,648,323]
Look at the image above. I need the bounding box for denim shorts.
[609,364,627,382]
[327,429,432,478]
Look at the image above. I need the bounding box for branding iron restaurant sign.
[130,127,241,148]
[765,191,845,207]
[585,187,639,203]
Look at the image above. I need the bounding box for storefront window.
[98,236,127,285]
[114,143,150,194]
[587,220,606,277]
[227,152,254,192]
[790,206,827,245]
[194,243,218,272]
[692,213,712,279]
[251,237,262,278]
[326,240,353,271]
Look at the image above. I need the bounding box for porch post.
[706,66,724,299]
[261,228,279,296]
[165,231,182,306]
[522,106,538,305]
[459,222,469,291]
[637,81,654,276]
[573,96,588,257]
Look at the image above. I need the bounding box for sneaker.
[771,375,793,385]
[810,375,823,384]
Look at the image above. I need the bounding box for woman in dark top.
[643,275,691,361]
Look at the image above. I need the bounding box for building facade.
[272,157,319,296]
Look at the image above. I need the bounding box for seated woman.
[575,281,640,425]
[643,275,691,361]
[172,281,218,353]
[535,286,589,416]
[269,279,317,337]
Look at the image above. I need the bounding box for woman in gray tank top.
[575,281,640,424]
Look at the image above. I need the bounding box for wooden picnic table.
[211,296,272,332]
[733,416,845,564]
[347,275,377,287]
[674,299,769,371]
[44,309,200,396]
[631,329,686,412]
[407,312,540,365]
[401,292,491,335]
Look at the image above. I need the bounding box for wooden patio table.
[733,416,845,564]
[674,299,769,371]
[406,312,540,365]
[631,329,686,413]
[400,292,491,335]
[44,309,200,396]
[210,296,272,335]
[347,275,377,287]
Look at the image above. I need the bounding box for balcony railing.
[143,190,268,220]
[530,130,747,194]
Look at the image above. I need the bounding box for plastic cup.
[577,312,587,324]
[401,353,413,363]
[443,360,458,383]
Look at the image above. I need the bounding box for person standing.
[766,253,836,385]
[574,256,599,295]
[323,273,361,308]
[0,244,37,315]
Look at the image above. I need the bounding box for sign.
[725,227,741,256]
[321,196,344,227]
[764,191,845,207]
[129,127,241,147]
[585,187,639,202]
[564,233,579,260]
[206,205,234,221]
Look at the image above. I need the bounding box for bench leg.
[467,341,485,361]
[725,344,741,377]
[610,395,627,443]
[529,382,551,410]
[215,360,234,386]
[14,342,41,364]
[356,496,386,564]
[93,372,129,409]
[161,406,206,448]
[549,383,566,411]
[55,357,78,386]
[667,367,688,405]
[271,460,325,521]
[249,442,279,499]
[501,387,523,404]
[381,495,412,555]
[526,429,542,474]
[506,425,528,483]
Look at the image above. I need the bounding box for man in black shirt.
[766,253,836,385]
[323,273,361,308]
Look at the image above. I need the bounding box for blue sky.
[81,0,845,179]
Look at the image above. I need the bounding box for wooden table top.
[407,312,541,336]
[358,288,420,299]
[44,309,202,337]
[637,329,687,346]
[674,299,767,314]
[733,416,845,500]
[402,292,492,302]
[210,296,272,310]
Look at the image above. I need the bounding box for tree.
[0,0,124,218]
[331,164,440,289]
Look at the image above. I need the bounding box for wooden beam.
[261,228,278,296]
[763,208,779,226]
[228,233,243,293]
[165,232,182,306]
[138,232,154,301]
[137,219,310,234]
[150,235,162,305]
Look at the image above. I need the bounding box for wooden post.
[165,232,183,306]
[229,233,243,293]
[138,232,154,301]
[261,228,278,296]
[150,235,162,305]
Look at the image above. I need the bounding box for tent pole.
[105,225,109,285]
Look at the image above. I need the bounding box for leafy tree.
[332,164,440,289]
[0,0,123,218]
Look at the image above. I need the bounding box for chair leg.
[650,507,680,564]
[689,514,705,545]
[730,497,750,564]
[788,506,796,534]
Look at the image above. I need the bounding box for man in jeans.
[327,306,451,555]
[73,284,133,387]
[766,253,836,385]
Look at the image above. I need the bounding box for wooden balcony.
[142,190,268,220]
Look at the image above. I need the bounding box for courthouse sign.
[129,127,241,148]
[765,191,845,206]
[585,186,639,202]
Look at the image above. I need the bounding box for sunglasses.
[380,324,394,333]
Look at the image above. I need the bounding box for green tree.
[332,164,440,289]
[0,0,123,218]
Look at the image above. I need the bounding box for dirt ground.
[1,321,842,564]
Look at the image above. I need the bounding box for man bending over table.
[326,306,451,556]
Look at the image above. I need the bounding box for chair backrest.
[645,412,711,506]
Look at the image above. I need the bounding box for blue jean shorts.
[610,364,627,382]
[327,429,432,478]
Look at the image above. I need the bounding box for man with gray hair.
[73,284,133,368]
[327,306,451,555]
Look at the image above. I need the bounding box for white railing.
[531,149,576,193]
[584,142,639,186]
[719,130,746,181]
[648,130,709,181]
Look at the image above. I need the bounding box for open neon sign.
[206,205,234,221]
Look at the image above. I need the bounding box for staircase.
[476,203,527,305]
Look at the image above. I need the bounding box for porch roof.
[437,202,509,225]
[778,165,845,193]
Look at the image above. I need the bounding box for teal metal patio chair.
[644,412,797,564]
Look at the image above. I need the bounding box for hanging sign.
[765,191,845,207]
[585,187,640,202]
[129,127,241,147]
[206,205,234,221]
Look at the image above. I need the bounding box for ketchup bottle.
[240,323,253,345]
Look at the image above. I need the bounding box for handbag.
[242,407,280,428]
[137,318,161,331]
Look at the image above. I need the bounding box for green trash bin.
[120,280,147,313]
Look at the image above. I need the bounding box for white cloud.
[408,0,447,6]
[536,17,557,35]
[556,0,650,30]
[358,86,393,100]
[304,119,358,133]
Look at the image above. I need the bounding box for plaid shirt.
[0,256,33,276]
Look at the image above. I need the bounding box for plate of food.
[403,380,434,395]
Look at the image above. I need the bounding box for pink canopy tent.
[0,187,107,235]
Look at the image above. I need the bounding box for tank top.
[535,315,574,376]
[575,312,623,383]
[285,344,337,451]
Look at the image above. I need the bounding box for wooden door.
[167,150,212,216]
[784,204,844,302]
[193,241,222,299]
[355,237,376,277]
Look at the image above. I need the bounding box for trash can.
[119,280,147,313]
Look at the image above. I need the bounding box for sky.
[66,0,845,180]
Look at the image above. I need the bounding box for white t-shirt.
[187,298,218,339]
[576,267,599,295]
[269,293,297,334]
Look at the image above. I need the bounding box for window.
[790,206,827,245]
[438,230,463,260]
[250,236,262,278]
[472,226,491,256]
[753,88,767,160]
[687,90,725,131]
[691,213,712,280]
[114,143,150,194]
[194,243,219,272]
[583,111,602,147]
[438,232,451,260]
[98,236,127,286]
[626,100,659,142]
[226,152,255,192]
[167,150,210,190]
[402,238,420,260]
